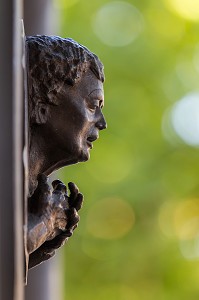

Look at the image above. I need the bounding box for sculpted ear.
[34,102,49,124]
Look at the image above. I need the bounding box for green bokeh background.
[54,0,199,298]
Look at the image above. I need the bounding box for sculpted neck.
[28,131,48,197]
[28,129,77,197]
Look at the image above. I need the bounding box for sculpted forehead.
[71,69,104,98]
[56,68,104,107]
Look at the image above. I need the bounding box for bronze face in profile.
[25,36,106,272]
[39,68,106,170]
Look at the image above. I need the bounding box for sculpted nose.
[96,112,107,130]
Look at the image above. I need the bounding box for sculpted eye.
[88,99,100,112]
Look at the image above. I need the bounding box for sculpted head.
[26,36,107,173]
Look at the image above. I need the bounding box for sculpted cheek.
[85,111,93,122]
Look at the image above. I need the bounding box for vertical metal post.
[0,1,15,298]
[24,1,62,299]
[24,0,56,35]
[0,0,24,299]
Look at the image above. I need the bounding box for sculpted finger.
[37,173,48,184]
[67,207,80,228]
[68,182,79,206]
[37,173,50,193]
[52,179,63,189]
[43,234,69,249]
[73,193,83,211]
[53,182,67,194]
[28,247,55,269]
[62,224,78,240]
[68,182,79,197]
[29,173,51,212]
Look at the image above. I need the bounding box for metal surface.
[0,0,24,299]
[24,1,62,299]
[24,0,56,35]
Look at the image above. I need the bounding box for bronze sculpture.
[26,36,107,271]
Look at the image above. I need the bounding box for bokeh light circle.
[158,199,199,240]
[171,93,199,146]
[174,199,199,240]
[158,199,199,260]
[179,238,199,260]
[158,201,176,238]
[92,1,144,47]
[86,197,135,240]
[174,199,199,260]
[165,0,199,22]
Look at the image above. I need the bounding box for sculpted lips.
[86,135,98,149]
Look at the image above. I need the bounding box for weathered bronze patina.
[26,36,106,270]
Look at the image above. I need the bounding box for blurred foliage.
[54,0,199,299]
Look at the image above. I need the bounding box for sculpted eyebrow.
[88,89,103,97]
